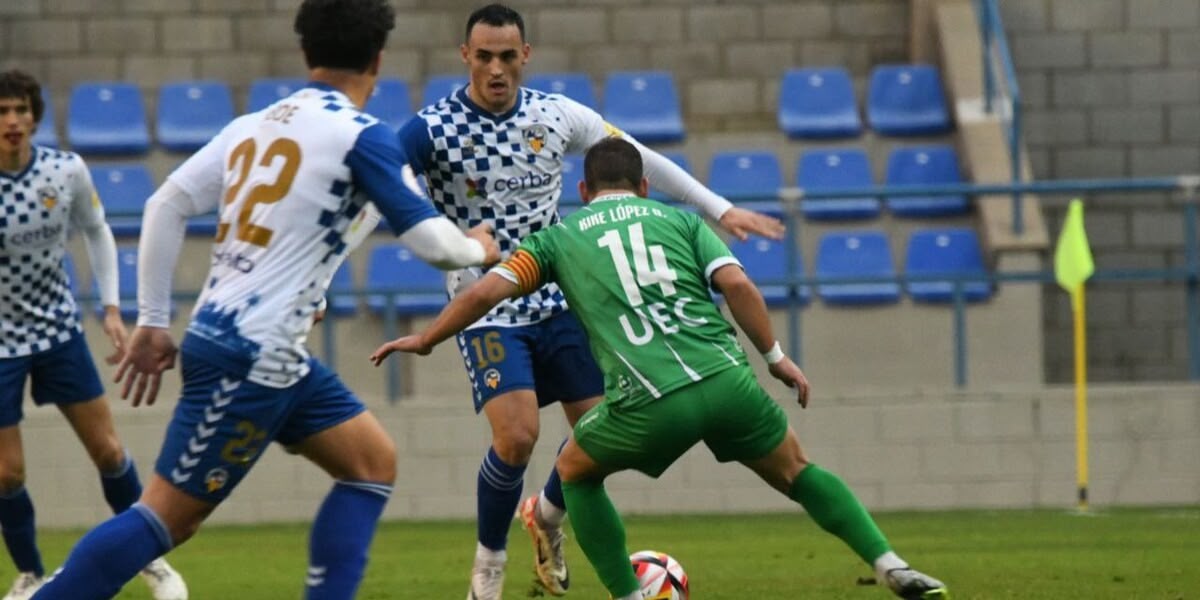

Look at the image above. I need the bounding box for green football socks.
[561,479,641,598]
[788,464,892,564]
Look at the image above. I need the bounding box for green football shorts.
[572,365,789,478]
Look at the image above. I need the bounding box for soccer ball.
[630,550,689,600]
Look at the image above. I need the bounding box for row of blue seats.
[92,143,968,235]
[39,64,951,154]
[65,227,990,322]
[563,145,969,219]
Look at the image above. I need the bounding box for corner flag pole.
[1054,199,1094,512]
[1072,284,1089,511]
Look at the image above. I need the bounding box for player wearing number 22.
[31,1,499,599]
[373,139,948,600]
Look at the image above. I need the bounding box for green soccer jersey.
[498,194,748,409]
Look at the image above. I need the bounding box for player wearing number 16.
[372,138,948,600]
[31,1,499,599]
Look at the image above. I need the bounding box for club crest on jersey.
[38,186,58,210]
[523,124,547,153]
[466,177,488,199]
[484,368,501,389]
[205,467,229,493]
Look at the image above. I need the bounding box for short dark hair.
[0,70,44,124]
[294,0,395,72]
[465,4,525,42]
[583,138,643,194]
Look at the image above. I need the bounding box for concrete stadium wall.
[998,0,1200,382]
[21,370,1200,526]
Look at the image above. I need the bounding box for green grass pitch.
[31,507,1200,598]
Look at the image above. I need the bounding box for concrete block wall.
[999,0,1200,382]
[19,379,1200,526]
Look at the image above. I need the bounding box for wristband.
[762,341,785,365]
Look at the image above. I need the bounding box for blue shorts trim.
[155,340,364,502]
[455,311,604,413]
[0,333,104,427]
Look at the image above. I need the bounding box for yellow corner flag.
[1054,199,1094,296]
[1054,199,1094,512]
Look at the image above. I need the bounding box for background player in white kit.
[30,1,498,599]
[397,5,786,598]
[0,69,186,600]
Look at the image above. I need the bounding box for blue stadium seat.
[90,164,154,237]
[560,154,585,206]
[602,71,685,143]
[728,238,809,307]
[526,72,597,110]
[98,246,174,321]
[866,64,952,136]
[815,230,900,305]
[67,82,150,155]
[707,151,783,217]
[326,262,358,317]
[905,228,992,303]
[796,148,880,221]
[648,151,692,202]
[156,81,234,152]
[884,145,969,217]
[32,90,58,149]
[778,67,862,139]
[366,244,447,315]
[247,78,306,112]
[364,77,412,131]
[421,75,468,107]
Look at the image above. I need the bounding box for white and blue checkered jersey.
[169,83,438,388]
[399,86,620,329]
[0,147,104,358]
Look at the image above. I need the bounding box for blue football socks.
[99,451,142,514]
[0,486,42,576]
[31,503,171,600]
[477,447,526,551]
[305,481,391,600]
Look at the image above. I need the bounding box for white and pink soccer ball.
[630,550,689,600]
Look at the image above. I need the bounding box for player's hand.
[768,356,810,408]
[466,223,501,267]
[113,326,178,407]
[100,305,128,365]
[369,334,432,366]
[718,207,785,242]
[313,308,326,325]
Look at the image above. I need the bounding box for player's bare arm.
[711,264,810,407]
[370,271,521,365]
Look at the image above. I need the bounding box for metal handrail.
[90,177,1200,399]
[976,0,1025,234]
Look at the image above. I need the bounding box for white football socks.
[537,492,566,528]
[873,550,908,579]
[475,543,506,565]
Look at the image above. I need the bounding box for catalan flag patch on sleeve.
[499,249,542,295]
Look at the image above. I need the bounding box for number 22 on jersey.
[216,136,303,247]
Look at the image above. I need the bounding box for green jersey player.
[371,138,949,600]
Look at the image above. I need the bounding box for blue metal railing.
[976,0,1025,234]
[93,177,1200,400]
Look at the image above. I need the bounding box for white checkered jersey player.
[30,2,498,599]
[0,70,187,600]
[396,5,786,599]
